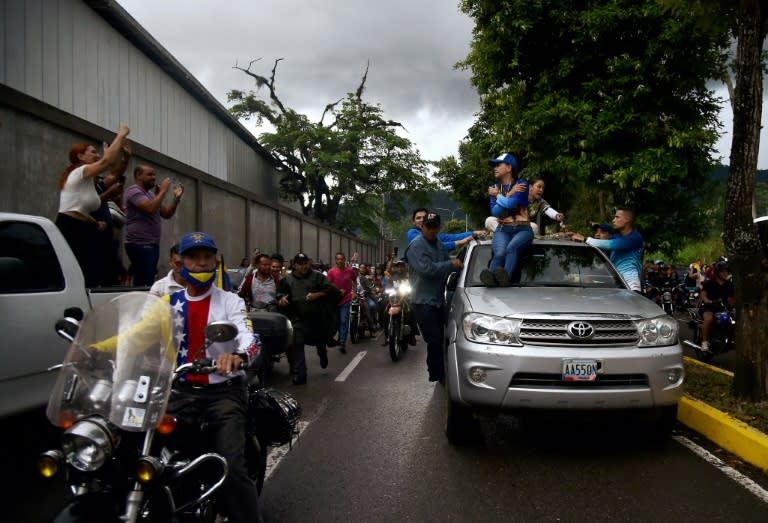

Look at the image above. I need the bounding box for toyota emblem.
[567,321,595,339]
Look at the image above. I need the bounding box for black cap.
[423,212,441,227]
[293,252,310,263]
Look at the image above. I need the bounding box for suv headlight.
[462,313,523,346]
[636,315,678,347]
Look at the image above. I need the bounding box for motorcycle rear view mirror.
[205,321,238,343]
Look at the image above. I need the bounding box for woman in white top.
[55,125,130,286]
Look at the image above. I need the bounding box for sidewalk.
[677,356,768,473]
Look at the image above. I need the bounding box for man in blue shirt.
[406,208,484,250]
[570,208,644,292]
[405,212,463,383]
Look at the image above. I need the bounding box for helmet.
[714,261,729,274]
[718,255,729,263]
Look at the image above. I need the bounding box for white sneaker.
[701,341,711,352]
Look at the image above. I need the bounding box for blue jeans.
[490,224,534,275]
[337,301,351,344]
[125,243,160,287]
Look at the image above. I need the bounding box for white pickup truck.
[0,212,136,418]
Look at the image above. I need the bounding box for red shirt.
[327,266,356,305]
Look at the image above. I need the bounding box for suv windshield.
[466,243,626,289]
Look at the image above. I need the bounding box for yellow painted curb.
[682,355,734,377]
[677,394,768,473]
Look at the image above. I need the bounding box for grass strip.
[683,359,768,435]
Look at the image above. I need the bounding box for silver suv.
[443,240,683,443]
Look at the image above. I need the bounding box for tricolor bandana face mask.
[180,266,217,288]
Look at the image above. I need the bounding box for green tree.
[227,59,434,233]
[664,0,768,400]
[439,0,729,253]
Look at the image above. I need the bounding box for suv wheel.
[650,404,678,441]
[444,394,480,445]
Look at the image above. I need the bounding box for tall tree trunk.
[725,0,768,400]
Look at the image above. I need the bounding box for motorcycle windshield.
[46,293,180,432]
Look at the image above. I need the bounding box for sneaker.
[494,268,512,286]
[701,340,711,353]
[479,269,498,287]
[339,343,347,354]
[319,352,329,369]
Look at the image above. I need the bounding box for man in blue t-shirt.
[406,208,485,250]
[570,208,644,292]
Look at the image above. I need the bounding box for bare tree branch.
[355,61,370,100]
[233,58,287,114]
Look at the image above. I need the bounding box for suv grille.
[510,372,649,389]
[519,319,638,345]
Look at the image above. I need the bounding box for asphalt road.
[5,326,766,522]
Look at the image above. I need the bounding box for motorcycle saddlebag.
[249,387,302,446]
[246,311,292,356]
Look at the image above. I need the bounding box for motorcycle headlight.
[636,315,678,347]
[462,313,523,346]
[61,417,119,472]
[397,282,411,295]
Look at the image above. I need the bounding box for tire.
[349,312,360,344]
[388,314,403,362]
[443,389,480,445]
[247,435,269,495]
[650,404,678,441]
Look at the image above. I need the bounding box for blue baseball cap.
[488,153,520,173]
[179,232,218,254]
[592,223,614,234]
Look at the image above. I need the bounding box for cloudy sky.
[118,0,766,168]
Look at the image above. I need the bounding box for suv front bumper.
[446,337,684,411]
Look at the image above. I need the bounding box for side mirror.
[205,321,238,343]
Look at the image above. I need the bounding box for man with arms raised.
[407,208,484,250]
[570,207,644,292]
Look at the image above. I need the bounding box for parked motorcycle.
[385,277,412,362]
[683,299,736,361]
[39,293,300,522]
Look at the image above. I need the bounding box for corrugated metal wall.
[0,0,384,270]
[0,0,272,196]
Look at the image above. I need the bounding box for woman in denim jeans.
[480,153,534,286]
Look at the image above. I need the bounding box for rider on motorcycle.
[699,261,735,353]
[165,232,263,523]
[355,263,380,333]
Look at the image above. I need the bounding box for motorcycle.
[384,278,412,362]
[658,283,676,315]
[39,293,300,522]
[683,299,736,361]
[348,290,375,344]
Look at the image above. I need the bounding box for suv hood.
[462,287,663,318]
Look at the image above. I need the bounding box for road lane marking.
[335,350,367,382]
[673,434,768,504]
[265,420,309,481]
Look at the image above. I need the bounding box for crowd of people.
[53,131,744,519]
[56,125,184,288]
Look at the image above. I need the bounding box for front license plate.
[562,359,601,381]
